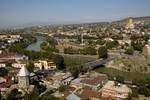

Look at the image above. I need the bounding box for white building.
[0,64,6,68]
[12,63,26,68]
[34,60,56,70]
[102,81,131,100]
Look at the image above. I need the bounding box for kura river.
[26,36,46,51]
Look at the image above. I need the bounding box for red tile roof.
[81,75,107,86]
[61,86,76,99]
[79,87,101,99]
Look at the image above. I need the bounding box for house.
[76,86,101,100]
[0,63,6,68]
[51,72,73,88]
[71,72,108,90]
[101,81,131,100]
[12,63,26,68]
[0,77,13,99]
[80,73,108,90]
[34,60,56,70]
[0,53,28,63]
[61,86,101,100]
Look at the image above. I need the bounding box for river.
[26,36,46,51]
[26,35,97,62]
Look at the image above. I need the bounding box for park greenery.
[105,40,119,49]
[40,36,59,52]
[26,61,35,73]
[64,46,97,55]
[98,46,108,59]
[125,48,134,55]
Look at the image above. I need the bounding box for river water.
[26,35,97,62]
[26,36,46,51]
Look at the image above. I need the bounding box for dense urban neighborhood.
[0,16,150,100]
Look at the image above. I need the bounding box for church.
[8,66,38,96]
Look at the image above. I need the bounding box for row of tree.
[64,46,97,55]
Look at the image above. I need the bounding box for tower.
[126,18,134,29]
[18,66,30,88]
[81,33,84,46]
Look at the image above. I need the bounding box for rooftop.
[102,81,131,93]
[18,66,29,76]
[81,75,107,86]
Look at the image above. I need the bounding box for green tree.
[26,61,35,72]
[125,48,134,55]
[59,85,67,93]
[7,89,22,100]
[40,42,49,50]
[98,46,108,59]
[53,54,64,70]
[139,86,150,97]
[69,66,80,78]
[0,67,8,77]
[106,41,118,49]
[116,75,124,83]
[131,41,144,52]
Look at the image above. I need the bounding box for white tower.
[18,66,30,88]
[81,33,84,46]
[126,18,134,29]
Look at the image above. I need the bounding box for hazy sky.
[0,0,150,27]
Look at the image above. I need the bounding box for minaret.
[81,33,84,46]
[18,66,30,88]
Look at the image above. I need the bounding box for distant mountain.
[113,16,150,23]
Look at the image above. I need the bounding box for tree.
[106,41,118,49]
[96,39,105,45]
[116,75,124,83]
[138,86,150,97]
[98,46,108,59]
[26,61,35,72]
[7,89,22,100]
[59,85,67,93]
[131,41,144,52]
[125,48,134,55]
[0,67,8,77]
[53,54,64,70]
[40,42,49,51]
[69,66,80,78]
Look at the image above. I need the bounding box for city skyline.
[0,0,150,28]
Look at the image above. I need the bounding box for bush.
[125,48,134,55]
[98,46,108,59]
[59,85,67,93]
[116,75,124,83]
[106,41,118,49]
[0,67,8,77]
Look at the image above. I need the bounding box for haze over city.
[0,0,150,28]
[1,0,150,100]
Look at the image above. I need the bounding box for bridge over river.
[84,57,114,70]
